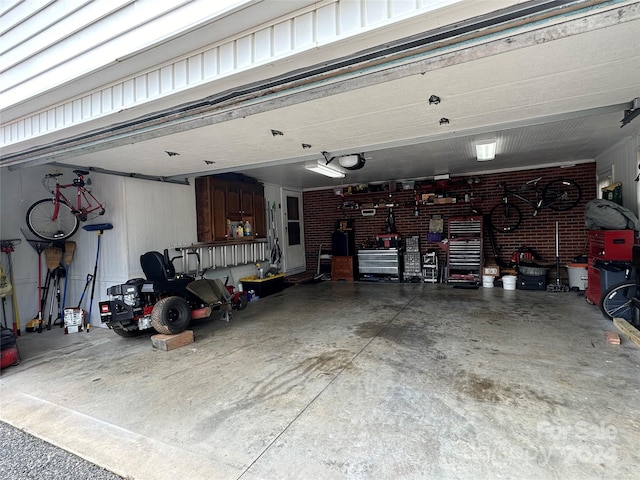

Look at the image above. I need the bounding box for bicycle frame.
[490,177,580,233]
[49,176,104,221]
[499,178,544,216]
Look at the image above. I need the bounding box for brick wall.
[303,163,596,271]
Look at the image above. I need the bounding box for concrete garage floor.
[1,282,639,480]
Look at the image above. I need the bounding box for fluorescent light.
[305,160,345,178]
[476,139,496,161]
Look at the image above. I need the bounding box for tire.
[599,281,639,325]
[489,202,522,233]
[151,296,191,334]
[111,325,144,338]
[543,179,581,211]
[26,199,79,241]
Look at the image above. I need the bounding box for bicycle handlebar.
[526,176,543,185]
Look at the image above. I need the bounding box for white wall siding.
[2,0,463,148]
[0,164,197,329]
[123,178,197,277]
[595,134,640,216]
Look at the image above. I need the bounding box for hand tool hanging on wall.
[51,265,65,328]
[42,245,63,331]
[22,229,51,333]
[0,264,12,329]
[82,223,113,331]
[61,241,76,312]
[1,239,22,335]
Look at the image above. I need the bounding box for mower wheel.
[111,325,143,338]
[151,296,191,334]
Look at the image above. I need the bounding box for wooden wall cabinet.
[252,189,265,238]
[195,177,214,242]
[195,176,266,243]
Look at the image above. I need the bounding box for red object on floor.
[1,345,20,369]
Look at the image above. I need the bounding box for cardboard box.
[483,265,499,276]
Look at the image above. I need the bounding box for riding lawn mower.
[99,250,247,337]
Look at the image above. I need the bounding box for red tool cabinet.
[586,229,635,304]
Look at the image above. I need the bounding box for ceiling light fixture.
[476,139,497,161]
[271,129,284,136]
[429,95,441,105]
[439,117,449,125]
[301,143,312,149]
[321,151,366,170]
[338,154,359,168]
[305,160,345,178]
[338,154,366,170]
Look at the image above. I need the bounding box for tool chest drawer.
[357,249,402,275]
[589,230,635,261]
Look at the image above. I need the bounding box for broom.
[42,245,63,331]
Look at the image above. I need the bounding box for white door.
[282,189,306,274]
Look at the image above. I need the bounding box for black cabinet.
[332,230,355,256]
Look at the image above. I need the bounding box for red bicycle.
[26,170,106,241]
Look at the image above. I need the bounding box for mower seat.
[141,251,176,281]
[140,251,193,295]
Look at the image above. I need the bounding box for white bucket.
[482,275,495,288]
[567,263,588,290]
[502,275,517,290]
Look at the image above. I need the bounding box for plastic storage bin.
[517,273,547,290]
[598,264,628,292]
[239,273,285,298]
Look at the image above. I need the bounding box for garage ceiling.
[4,0,640,189]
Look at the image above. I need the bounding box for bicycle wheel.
[489,202,522,233]
[542,179,581,211]
[26,199,79,241]
[599,281,638,324]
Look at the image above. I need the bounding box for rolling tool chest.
[445,216,483,284]
[586,229,635,304]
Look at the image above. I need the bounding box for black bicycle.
[599,280,640,327]
[489,177,581,233]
